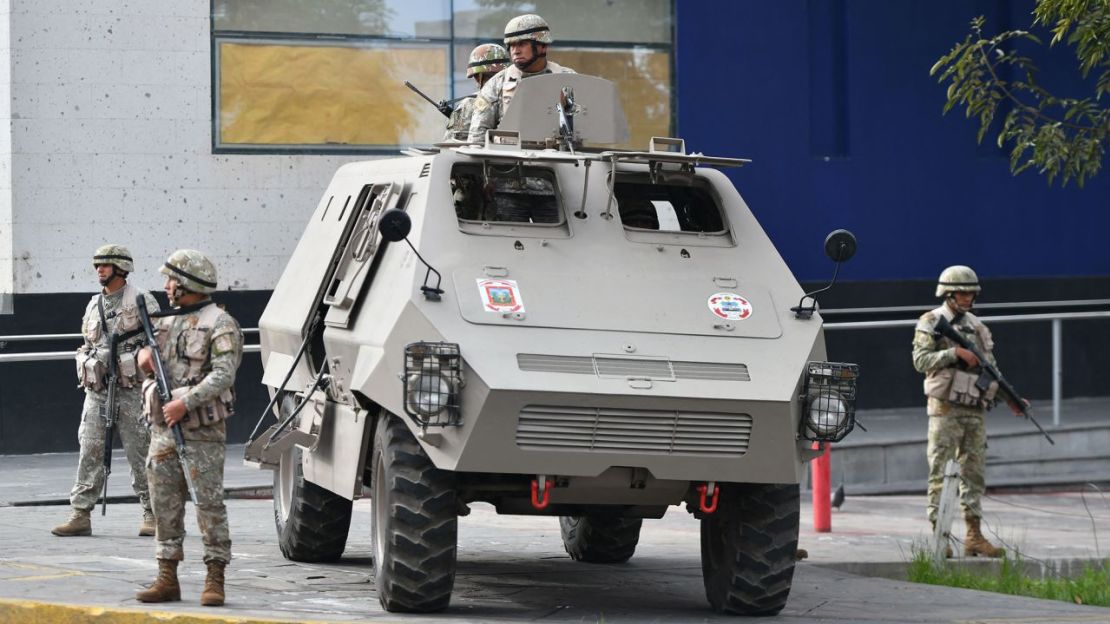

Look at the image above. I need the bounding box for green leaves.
[932,1,1110,187]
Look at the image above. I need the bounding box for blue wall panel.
[676,0,1110,281]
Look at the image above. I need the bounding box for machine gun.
[556,86,577,153]
[934,315,1054,445]
[404,81,471,119]
[136,295,200,504]
[98,331,121,515]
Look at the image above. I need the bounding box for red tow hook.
[696,481,719,514]
[531,475,555,510]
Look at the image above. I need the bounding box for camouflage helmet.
[935,265,981,298]
[466,43,509,78]
[504,14,553,45]
[92,244,134,273]
[160,249,217,294]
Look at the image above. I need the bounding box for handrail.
[821,299,1110,316]
[0,328,259,343]
[824,310,1110,330]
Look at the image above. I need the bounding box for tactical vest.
[922,305,998,409]
[76,283,145,391]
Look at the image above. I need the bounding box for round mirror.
[379,209,412,243]
[824,229,857,263]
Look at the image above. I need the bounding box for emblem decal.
[477,278,525,313]
[708,292,753,321]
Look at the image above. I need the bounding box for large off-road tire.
[700,483,800,616]
[273,443,353,562]
[559,514,642,563]
[371,414,457,613]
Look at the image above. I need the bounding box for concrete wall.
[0,0,12,313]
[6,0,362,299]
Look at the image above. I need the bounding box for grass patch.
[907,546,1110,606]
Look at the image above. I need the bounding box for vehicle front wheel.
[370,414,458,613]
[273,444,353,562]
[559,514,642,563]
[700,482,800,616]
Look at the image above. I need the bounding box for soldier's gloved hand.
[163,399,187,427]
[954,346,980,368]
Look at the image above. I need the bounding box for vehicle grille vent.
[516,354,750,382]
[516,405,752,456]
[419,162,431,177]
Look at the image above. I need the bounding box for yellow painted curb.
[0,598,342,624]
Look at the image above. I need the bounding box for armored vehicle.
[246,74,859,616]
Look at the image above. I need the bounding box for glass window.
[451,164,564,226]
[213,0,674,153]
[615,180,725,234]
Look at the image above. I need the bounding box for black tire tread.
[374,415,457,613]
[700,483,799,616]
[274,450,353,563]
[560,515,642,563]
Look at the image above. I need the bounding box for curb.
[0,598,338,624]
[5,486,273,508]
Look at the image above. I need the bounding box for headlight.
[403,342,463,427]
[408,372,451,417]
[798,361,858,442]
[807,392,848,437]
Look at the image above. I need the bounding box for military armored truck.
[246,74,859,616]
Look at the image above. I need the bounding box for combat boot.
[964,516,1004,558]
[930,520,953,558]
[139,509,156,537]
[51,508,91,537]
[200,560,226,606]
[136,559,181,603]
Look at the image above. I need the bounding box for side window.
[615,180,725,233]
[451,164,564,225]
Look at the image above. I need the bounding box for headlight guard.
[798,361,859,443]
[403,342,463,428]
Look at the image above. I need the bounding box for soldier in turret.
[135,249,242,607]
[444,43,510,141]
[52,245,159,538]
[466,14,576,143]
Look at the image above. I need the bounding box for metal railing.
[825,310,1110,428]
[3,304,1109,428]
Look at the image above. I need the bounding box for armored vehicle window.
[615,180,725,234]
[451,164,564,226]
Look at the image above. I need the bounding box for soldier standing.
[913,265,1024,558]
[136,250,242,607]
[466,14,576,143]
[444,43,510,141]
[53,245,158,538]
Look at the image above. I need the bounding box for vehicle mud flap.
[371,414,458,613]
[699,482,799,616]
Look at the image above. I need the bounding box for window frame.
[210,1,677,155]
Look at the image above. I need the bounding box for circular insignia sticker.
[708,292,753,321]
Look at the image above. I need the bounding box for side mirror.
[379,209,411,242]
[824,229,857,263]
[792,229,858,320]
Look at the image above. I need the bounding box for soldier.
[912,265,1024,558]
[135,250,242,607]
[52,245,158,538]
[466,14,576,143]
[444,43,510,141]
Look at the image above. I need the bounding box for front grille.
[517,354,750,382]
[516,405,752,456]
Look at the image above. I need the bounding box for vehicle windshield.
[614,179,725,233]
[452,164,563,225]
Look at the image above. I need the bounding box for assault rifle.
[404,81,470,118]
[136,295,200,504]
[98,331,121,515]
[934,315,1055,445]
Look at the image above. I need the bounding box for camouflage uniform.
[445,44,509,142]
[145,251,243,565]
[913,304,998,524]
[60,245,158,534]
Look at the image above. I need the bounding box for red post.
[811,442,831,532]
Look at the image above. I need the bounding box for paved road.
[1,492,1108,623]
